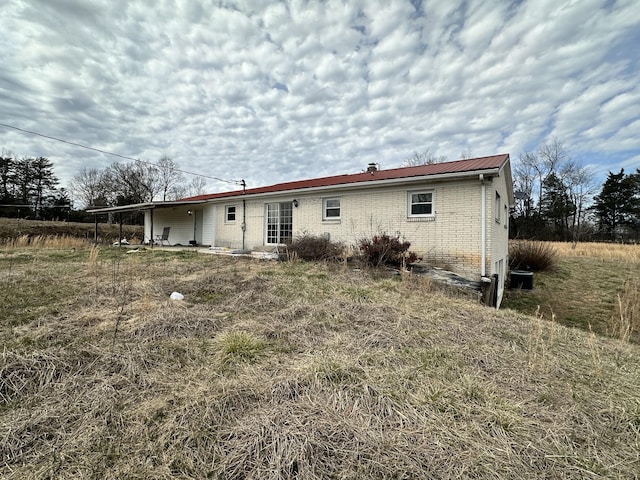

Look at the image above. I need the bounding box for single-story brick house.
[89,154,513,305]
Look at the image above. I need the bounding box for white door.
[265,202,293,244]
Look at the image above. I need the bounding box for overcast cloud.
[1,0,639,195]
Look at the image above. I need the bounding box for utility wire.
[0,122,244,186]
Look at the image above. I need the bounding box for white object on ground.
[170,292,184,301]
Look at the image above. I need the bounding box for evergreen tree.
[592,169,639,240]
[30,156,59,218]
[540,172,575,240]
[0,153,14,202]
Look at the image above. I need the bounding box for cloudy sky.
[1,0,639,196]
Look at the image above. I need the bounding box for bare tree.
[512,138,596,241]
[561,160,597,243]
[402,148,447,167]
[513,152,537,219]
[103,160,160,205]
[535,137,568,214]
[459,149,474,159]
[71,167,109,208]
[185,177,207,197]
[156,155,186,201]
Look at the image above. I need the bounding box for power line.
[0,122,244,186]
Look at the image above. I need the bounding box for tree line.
[3,143,639,240]
[511,139,639,242]
[0,152,207,223]
[0,152,70,220]
[406,140,640,242]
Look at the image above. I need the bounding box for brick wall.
[164,173,512,282]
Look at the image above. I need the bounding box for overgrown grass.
[1,243,640,478]
[609,278,640,342]
[0,218,143,245]
[504,241,640,343]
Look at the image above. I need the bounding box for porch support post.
[150,208,154,249]
[119,213,123,248]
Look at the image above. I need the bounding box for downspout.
[480,174,486,277]
[241,180,247,250]
[242,199,247,250]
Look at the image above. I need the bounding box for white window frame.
[265,202,293,245]
[407,190,434,217]
[323,197,341,220]
[495,192,501,223]
[225,205,237,223]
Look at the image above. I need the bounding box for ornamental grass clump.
[509,240,558,272]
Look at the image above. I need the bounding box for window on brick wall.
[495,192,501,223]
[408,191,434,217]
[323,197,341,220]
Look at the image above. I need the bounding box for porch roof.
[86,200,207,214]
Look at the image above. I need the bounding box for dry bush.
[509,240,558,272]
[285,233,344,262]
[358,232,420,268]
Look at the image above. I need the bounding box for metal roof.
[87,154,511,213]
[182,154,510,202]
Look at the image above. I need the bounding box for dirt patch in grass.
[1,245,640,478]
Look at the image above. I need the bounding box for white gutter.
[480,173,486,277]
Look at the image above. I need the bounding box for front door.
[265,202,293,244]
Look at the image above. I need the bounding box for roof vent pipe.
[367,163,378,173]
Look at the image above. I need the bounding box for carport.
[87,200,207,246]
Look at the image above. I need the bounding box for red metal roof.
[181,154,510,201]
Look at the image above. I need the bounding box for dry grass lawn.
[0,218,143,244]
[1,242,639,479]
[504,241,640,342]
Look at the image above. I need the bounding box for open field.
[1,241,639,479]
[0,218,143,244]
[503,242,640,343]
